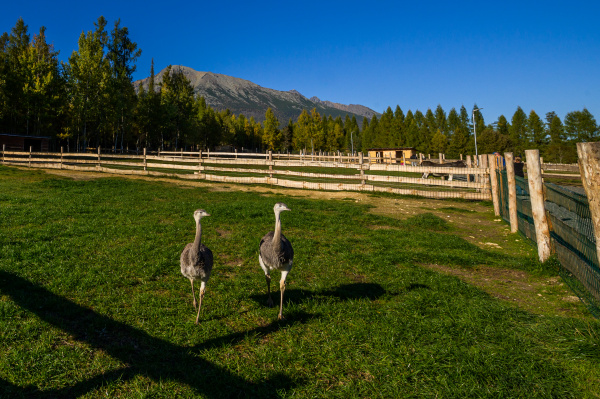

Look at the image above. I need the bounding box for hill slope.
[134,65,379,123]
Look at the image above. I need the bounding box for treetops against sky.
[1,17,598,163]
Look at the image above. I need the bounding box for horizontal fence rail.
[1,147,492,200]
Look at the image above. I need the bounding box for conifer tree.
[430,129,447,154]
[509,106,528,155]
[543,112,570,162]
[496,115,509,136]
[293,109,312,152]
[392,105,405,146]
[564,108,598,142]
[160,65,195,149]
[106,19,141,151]
[2,18,31,133]
[528,110,547,150]
[434,104,447,134]
[20,26,64,136]
[65,17,110,150]
[403,110,418,148]
[262,107,281,150]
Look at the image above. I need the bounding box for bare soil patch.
[423,263,589,318]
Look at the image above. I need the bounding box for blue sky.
[3,1,599,124]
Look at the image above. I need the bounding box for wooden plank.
[366,173,485,188]
[368,163,488,174]
[541,163,580,172]
[372,185,490,200]
[275,178,373,192]
[542,172,581,179]
[203,174,270,184]
[142,162,199,171]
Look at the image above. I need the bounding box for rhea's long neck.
[193,218,202,249]
[273,211,282,251]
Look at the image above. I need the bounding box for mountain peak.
[135,66,379,122]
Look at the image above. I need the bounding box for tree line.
[1,18,598,162]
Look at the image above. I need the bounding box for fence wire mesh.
[497,169,600,317]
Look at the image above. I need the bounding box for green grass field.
[0,165,598,398]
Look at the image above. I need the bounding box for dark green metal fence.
[497,169,600,317]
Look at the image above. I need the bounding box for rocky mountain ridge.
[134,65,379,123]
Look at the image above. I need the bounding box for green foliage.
[564,108,598,143]
[262,108,281,150]
[1,18,599,158]
[160,65,196,149]
[509,106,528,155]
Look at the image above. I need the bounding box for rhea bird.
[180,209,213,324]
[259,202,294,320]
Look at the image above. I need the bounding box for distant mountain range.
[133,65,379,123]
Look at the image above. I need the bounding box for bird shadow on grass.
[196,310,319,351]
[407,283,431,291]
[250,282,389,308]
[0,270,297,399]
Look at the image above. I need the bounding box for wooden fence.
[1,146,495,200]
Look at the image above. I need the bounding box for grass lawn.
[0,165,599,398]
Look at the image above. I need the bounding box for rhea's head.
[273,202,291,215]
[193,209,211,222]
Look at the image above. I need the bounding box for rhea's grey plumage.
[180,209,213,325]
[259,202,294,320]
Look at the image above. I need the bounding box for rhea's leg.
[265,274,274,307]
[189,279,197,309]
[195,281,206,325]
[278,270,289,320]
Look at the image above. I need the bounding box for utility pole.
[473,107,483,165]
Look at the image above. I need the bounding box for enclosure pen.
[1,148,491,200]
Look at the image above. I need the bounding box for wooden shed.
[367,147,417,164]
[0,134,50,152]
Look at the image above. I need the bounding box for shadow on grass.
[0,270,298,398]
[251,282,388,307]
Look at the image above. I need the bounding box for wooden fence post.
[97,147,101,170]
[2,144,5,164]
[143,148,147,172]
[488,154,500,216]
[439,153,443,164]
[60,146,64,169]
[29,146,32,167]
[359,152,365,185]
[268,150,273,179]
[480,153,489,195]
[577,142,600,267]
[482,155,489,187]
[504,152,518,233]
[525,149,552,262]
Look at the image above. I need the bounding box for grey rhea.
[259,202,294,320]
[180,209,213,324]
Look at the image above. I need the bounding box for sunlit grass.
[0,165,599,398]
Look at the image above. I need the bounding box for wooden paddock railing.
[1,146,493,200]
[539,162,581,181]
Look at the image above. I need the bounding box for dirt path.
[40,167,592,319]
